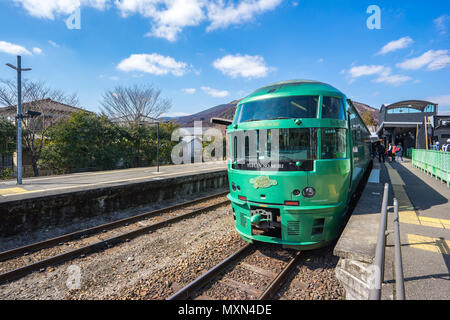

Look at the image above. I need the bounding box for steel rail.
[167,243,254,300]
[0,198,230,285]
[168,245,301,300]
[257,251,302,300]
[0,190,229,262]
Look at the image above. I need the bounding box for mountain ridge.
[168,98,379,128]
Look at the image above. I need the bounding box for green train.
[225,80,371,250]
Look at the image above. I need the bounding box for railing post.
[369,183,389,300]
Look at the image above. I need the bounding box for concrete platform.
[384,159,450,300]
[0,162,228,237]
[334,162,383,264]
[334,161,387,299]
[335,158,450,300]
[0,162,227,202]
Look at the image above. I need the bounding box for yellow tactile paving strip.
[0,187,28,196]
[399,210,450,229]
[406,234,450,255]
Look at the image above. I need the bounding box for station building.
[376,100,450,149]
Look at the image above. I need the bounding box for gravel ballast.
[0,198,345,300]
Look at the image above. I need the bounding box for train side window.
[322,97,346,120]
[245,136,250,161]
[321,128,347,159]
[233,136,237,161]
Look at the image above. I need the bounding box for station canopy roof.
[375,121,423,135]
[384,100,437,112]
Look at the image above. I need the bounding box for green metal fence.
[412,149,450,187]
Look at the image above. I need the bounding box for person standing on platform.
[395,143,404,162]
[434,141,440,151]
[392,144,397,162]
[443,139,450,152]
[372,143,377,160]
[387,143,393,163]
[377,143,385,163]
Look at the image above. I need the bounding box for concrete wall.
[0,170,228,237]
[334,162,385,300]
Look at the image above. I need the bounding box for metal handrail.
[393,198,405,299]
[369,183,389,300]
[369,183,405,300]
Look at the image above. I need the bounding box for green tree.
[121,120,179,167]
[40,112,179,173]
[40,112,128,173]
[361,111,377,127]
[0,118,15,156]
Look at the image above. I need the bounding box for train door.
[346,99,354,196]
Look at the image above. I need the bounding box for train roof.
[239,80,346,105]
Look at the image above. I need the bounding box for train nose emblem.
[249,176,278,189]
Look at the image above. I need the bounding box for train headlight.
[232,182,237,191]
[302,187,316,198]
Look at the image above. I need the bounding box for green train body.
[226,80,371,250]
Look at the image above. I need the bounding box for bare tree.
[0,79,79,176]
[100,84,171,124]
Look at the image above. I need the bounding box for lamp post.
[146,117,169,173]
[156,121,160,173]
[6,56,31,185]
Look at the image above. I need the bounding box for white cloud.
[117,53,188,76]
[348,65,386,78]
[48,40,60,47]
[118,0,282,40]
[182,88,196,94]
[434,14,450,35]
[396,50,450,71]
[427,95,450,107]
[32,47,43,54]
[377,36,413,55]
[0,40,32,55]
[372,68,412,86]
[14,0,283,41]
[317,58,323,63]
[206,0,282,31]
[347,64,412,86]
[201,86,229,97]
[213,54,270,78]
[86,0,110,9]
[116,0,205,42]
[12,0,109,19]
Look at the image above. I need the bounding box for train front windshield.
[236,96,319,123]
[231,128,317,171]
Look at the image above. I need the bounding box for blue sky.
[0,0,449,116]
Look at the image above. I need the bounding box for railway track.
[168,243,302,300]
[0,191,229,285]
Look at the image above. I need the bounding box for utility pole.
[6,56,32,185]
